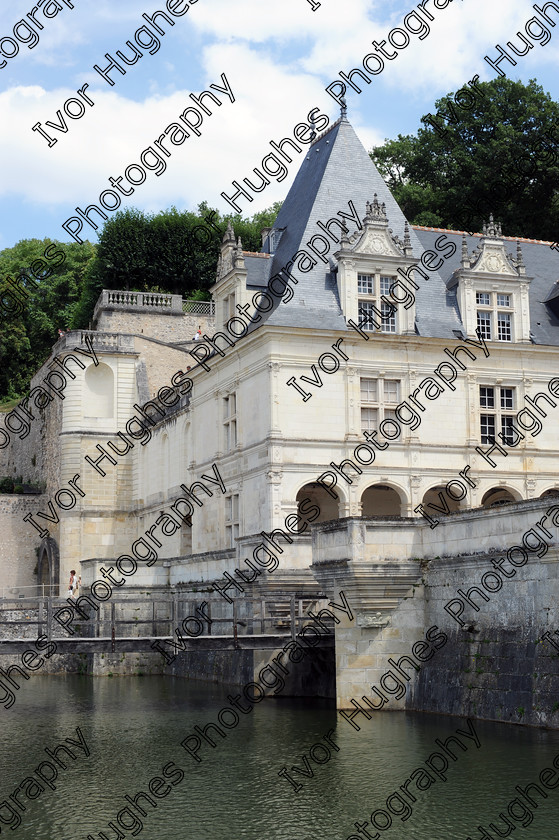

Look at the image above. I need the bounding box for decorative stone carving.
[357,612,390,628]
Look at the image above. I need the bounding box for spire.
[461,233,469,268]
[340,96,348,121]
[403,221,413,256]
[309,115,317,142]
[516,240,525,275]
[223,220,235,245]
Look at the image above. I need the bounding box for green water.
[1,674,558,840]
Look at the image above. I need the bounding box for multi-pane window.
[358,274,374,294]
[480,414,496,444]
[225,494,240,547]
[475,290,513,342]
[479,386,516,444]
[357,274,397,333]
[497,312,511,341]
[477,311,492,340]
[360,377,401,439]
[358,301,380,332]
[380,302,397,333]
[223,393,237,451]
[380,276,393,296]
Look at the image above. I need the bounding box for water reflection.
[0,674,558,839]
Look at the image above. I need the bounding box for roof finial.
[516,240,525,274]
[340,96,347,120]
[403,221,413,256]
[461,233,469,268]
[309,115,317,142]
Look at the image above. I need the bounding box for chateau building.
[1,112,558,601]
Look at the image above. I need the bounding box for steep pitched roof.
[245,116,463,337]
[242,117,558,346]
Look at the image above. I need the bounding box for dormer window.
[357,273,397,333]
[450,218,532,344]
[335,196,417,336]
[475,290,513,341]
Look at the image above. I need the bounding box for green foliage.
[0,476,14,493]
[0,201,280,398]
[0,238,95,399]
[371,77,559,239]
[71,201,282,329]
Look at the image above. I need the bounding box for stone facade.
[311,498,559,725]
[1,116,558,721]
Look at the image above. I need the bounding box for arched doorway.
[36,537,60,596]
[481,488,518,508]
[295,483,341,532]
[541,488,559,499]
[361,485,402,517]
[422,485,462,514]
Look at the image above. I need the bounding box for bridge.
[0,592,335,655]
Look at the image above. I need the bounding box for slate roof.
[241,116,559,346]
[414,227,559,347]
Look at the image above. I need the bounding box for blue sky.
[1,0,559,249]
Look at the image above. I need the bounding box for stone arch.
[481,487,521,508]
[36,537,60,596]
[361,484,404,517]
[422,485,462,514]
[84,362,114,418]
[295,482,342,531]
[541,488,559,499]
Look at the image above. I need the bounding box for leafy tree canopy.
[71,202,282,329]
[370,77,559,239]
[0,203,282,400]
[0,239,95,400]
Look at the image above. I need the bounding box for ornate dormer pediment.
[211,223,250,329]
[344,195,414,261]
[216,222,242,281]
[452,216,532,343]
[335,196,417,335]
[461,216,526,278]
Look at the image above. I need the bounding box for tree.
[71,201,282,328]
[0,239,95,400]
[370,77,559,239]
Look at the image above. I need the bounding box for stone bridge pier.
[310,517,425,710]
[310,500,559,727]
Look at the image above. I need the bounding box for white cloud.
[1,0,559,244]
[0,42,378,231]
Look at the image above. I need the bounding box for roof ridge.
[412,224,554,245]
[310,115,344,147]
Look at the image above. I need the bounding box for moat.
[3,675,558,840]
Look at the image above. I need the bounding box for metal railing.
[0,584,59,600]
[0,593,332,645]
[182,299,215,316]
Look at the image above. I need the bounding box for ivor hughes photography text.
[1,1,559,839]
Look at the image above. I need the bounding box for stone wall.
[0,496,47,591]
[96,308,214,344]
[311,499,559,726]
[410,551,559,727]
[83,646,335,698]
